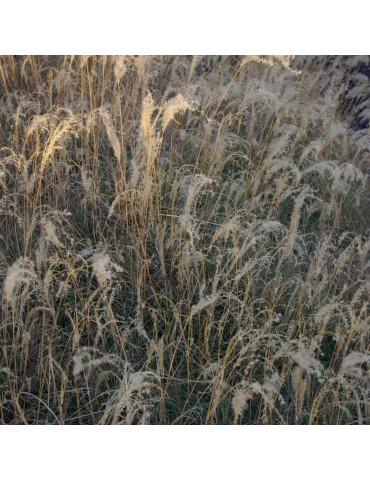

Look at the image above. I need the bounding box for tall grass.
[0,55,369,424]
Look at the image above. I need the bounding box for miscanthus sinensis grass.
[0,55,369,424]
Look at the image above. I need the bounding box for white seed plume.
[291,351,324,380]
[190,294,219,317]
[91,252,123,287]
[44,220,63,248]
[81,169,94,196]
[162,94,194,133]
[3,257,36,303]
[100,108,121,161]
[341,352,370,378]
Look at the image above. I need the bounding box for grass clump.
[0,55,369,424]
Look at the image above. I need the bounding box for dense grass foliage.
[0,55,369,424]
